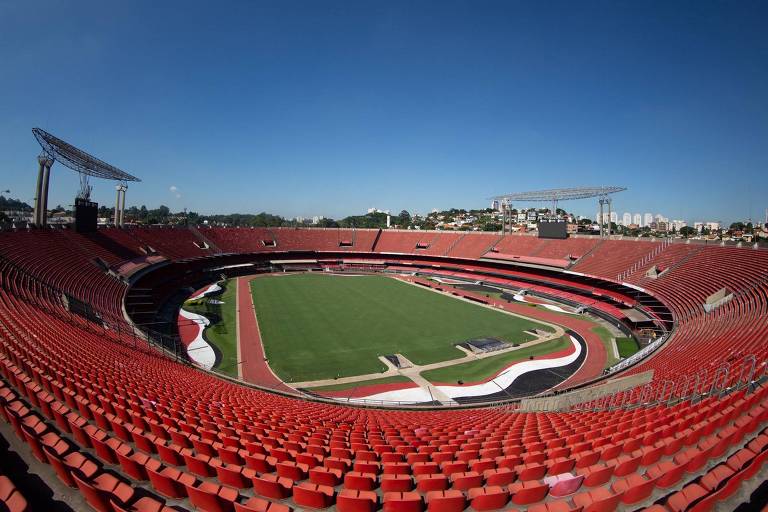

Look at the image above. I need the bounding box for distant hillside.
[0,196,31,211]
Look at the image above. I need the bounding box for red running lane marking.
[312,381,420,399]
[237,276,295,393]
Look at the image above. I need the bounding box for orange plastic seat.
[293,482,335,509]
[383,491,424,512]
[467,486,509,511]
[336,489,378,512]
[425,490,466,512]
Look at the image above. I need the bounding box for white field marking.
[344,386,434,403]
[188,283,222,301]
[436,335,581,399]
[235,278,242,379]
[178,308,216,370]
[353,335,581,403]
[513,294,579,314]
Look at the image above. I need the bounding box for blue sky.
[0,0,766,224]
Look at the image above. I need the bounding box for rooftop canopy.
[32,128,140,182]
[492,186,626,202]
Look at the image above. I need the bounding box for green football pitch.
[250,273,553,381]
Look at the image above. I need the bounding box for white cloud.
[169,185,178,192]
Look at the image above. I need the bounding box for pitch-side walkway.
[237,276,295,393]
[289,319,565,388]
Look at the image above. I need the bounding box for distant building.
[490,200,501,211]
[610,212,618,224]
[622,213,632,226]
[633,213,642,226]
[706,221,721,231]
[595,211,611,224]
[694,222,705,233]
[644,213,654,227]
[671,220,687,232]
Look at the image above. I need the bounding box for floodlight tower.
[491,186,626,238]
[32,128,140,231]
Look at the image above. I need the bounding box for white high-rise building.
[671,220,687,231]
[644,213,654,227]
[622,213,632,226]
[595,211,610,224]
[610,212,618,224]
[633,213,642,226]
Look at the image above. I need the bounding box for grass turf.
[421,334,571,383]
[183,280,239,377]
[617,337,640,358]
[250,273,553,381]
[304,375,413,392]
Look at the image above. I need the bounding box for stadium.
[0,128,767,512]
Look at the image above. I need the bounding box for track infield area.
[250,273,552,382]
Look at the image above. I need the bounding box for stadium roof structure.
[32,128,140,182]
[492,186,626,203]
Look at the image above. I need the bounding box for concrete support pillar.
[120,185,127,227]
[40,159,53,227]
[598,199,605,238]
[33,155,46,226]
[115,186,121,226]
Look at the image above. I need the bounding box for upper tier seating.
[374,231,437,254]
[201,228,379,254]
[481,235,601,267]
[445,233,501,259]
[572,240,662,279]
[124,227,212,260]
[0,230,128,325]
[1,228,767,512]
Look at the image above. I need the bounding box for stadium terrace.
[1,220,767,512]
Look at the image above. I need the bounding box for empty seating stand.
[0,229,767,512]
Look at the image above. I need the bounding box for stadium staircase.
[570,238,606,269]
[618,239,673,282]
[443,233,466,256]
[483,234,504,253]
[370,228,383,252]
[636,244,707,285]
[189,225,222,254]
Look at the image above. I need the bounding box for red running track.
[237,276,296,393]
